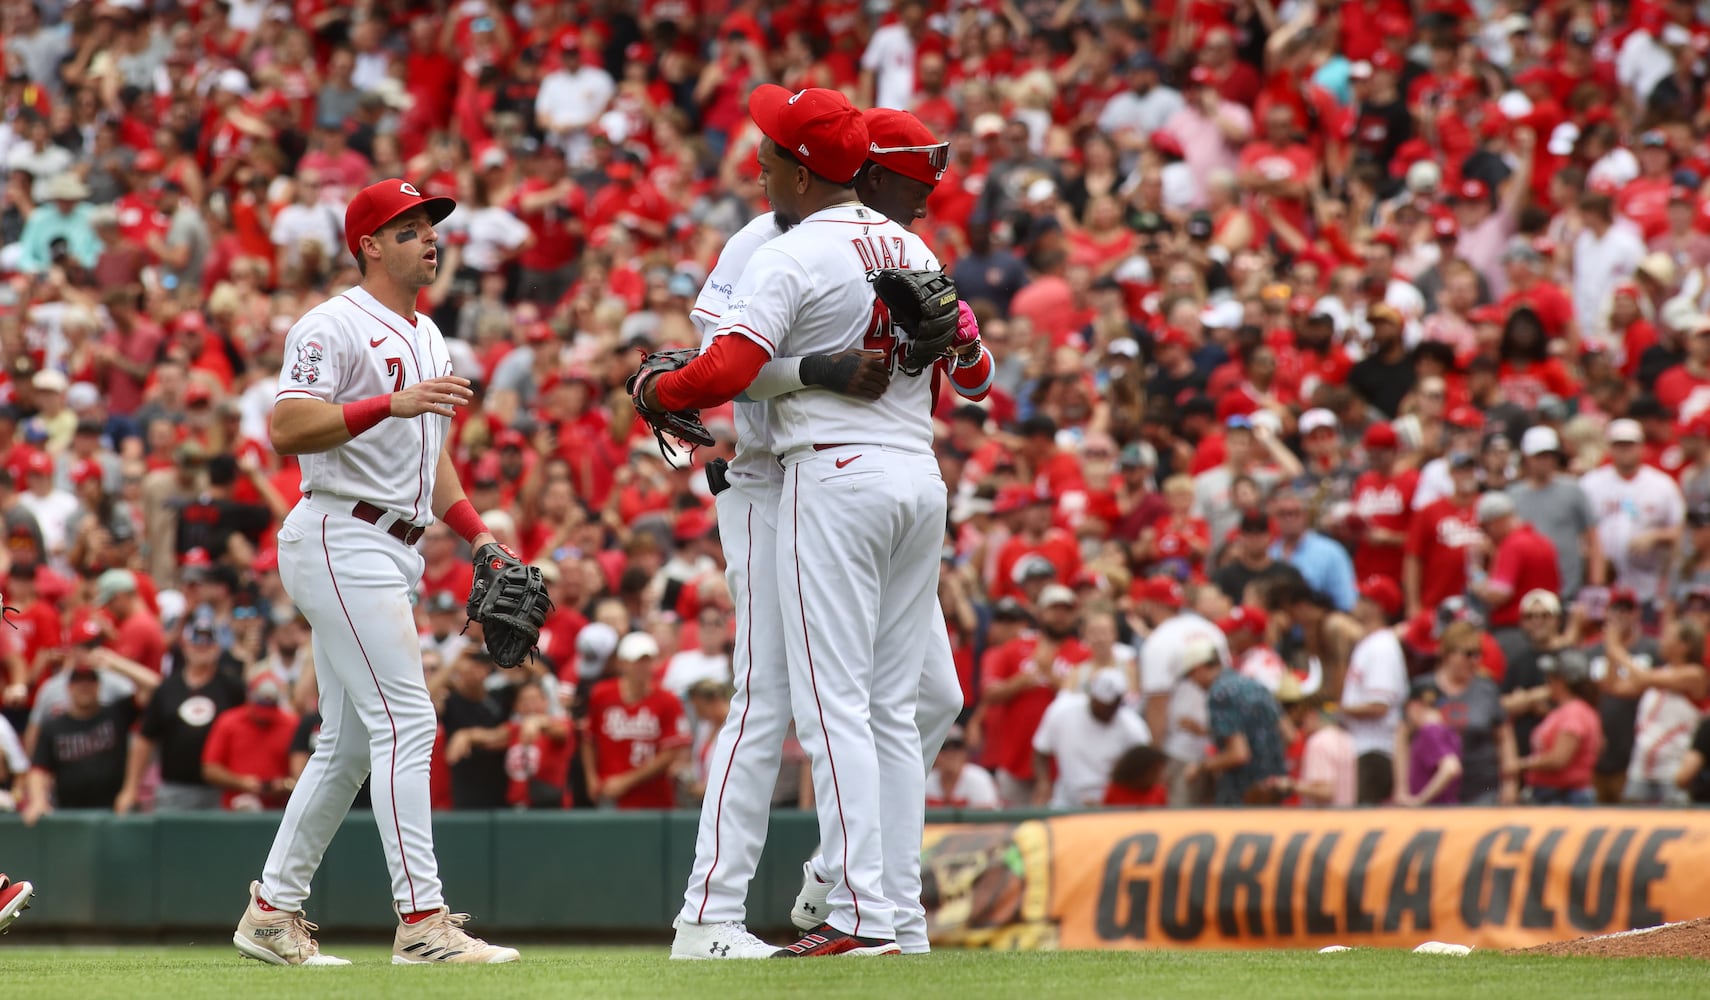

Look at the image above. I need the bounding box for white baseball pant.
[678,476,962,952]
[778,446,946,943]
[259,496,443,914]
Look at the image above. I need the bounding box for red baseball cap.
[1446,405,1485,430]
[1455,179,1489,202]
[1149,129,1185,159]
[23,450,51,477]
[1433,215,1459,239]
[863,108,946,186]
[1359,576,1404,617]
[1139,576,1184,609]
[1218,605,1267,635]
[1370,49,1402,73]
[748,85,868,185]
[1154,326,1191,350]
[134,148,165,173]
[343,178,457,261]
[71,458,103,486]
[1363,422,1400,450]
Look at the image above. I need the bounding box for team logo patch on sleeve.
[291,341,324,384]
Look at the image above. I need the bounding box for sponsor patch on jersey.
[290,341,324,384]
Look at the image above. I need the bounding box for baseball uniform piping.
[696,502,756,923]
[791,466,860,935]
[321,514,418,911]
[341,292,429,522]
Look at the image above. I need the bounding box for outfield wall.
[4,809,1705,949]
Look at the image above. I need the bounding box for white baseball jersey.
[713,203,939,459]
[275,285,456,525]
[692,212,786,485]
[1580,464,1686,599]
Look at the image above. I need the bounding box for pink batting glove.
[953,299,980,349]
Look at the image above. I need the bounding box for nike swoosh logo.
[836,455,862,469]
[370,336,387,347]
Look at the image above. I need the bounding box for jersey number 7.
[862,298,899,371]
[385,357,405,392]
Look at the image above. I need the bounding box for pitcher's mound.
[1515,918,1710,960]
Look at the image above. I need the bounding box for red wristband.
[341,394,392,438]
[442,499,487,545]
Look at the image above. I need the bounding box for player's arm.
[431,448,498,551]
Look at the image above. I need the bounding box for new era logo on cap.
[748,85,868,184]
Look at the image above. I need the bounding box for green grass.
[2,945,1704,1000]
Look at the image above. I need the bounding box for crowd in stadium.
[7,0,1710,820]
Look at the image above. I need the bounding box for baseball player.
[233,179,518,966]
[671,109,991,960]
[640,87,959,957]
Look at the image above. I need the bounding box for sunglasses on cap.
[869,140,950,173]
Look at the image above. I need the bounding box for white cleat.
[392,906,520,965]
[670,917,782,959]
[0,874,34,934]
[232,881,350,966]
[791,861,833,932]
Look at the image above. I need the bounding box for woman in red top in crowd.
[1497,306,1579,410]
[1067,195,1139,279]
[1137,475,1210,581]
[505,681,574,809]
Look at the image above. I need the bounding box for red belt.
[352,500,425,546]
[812,443,859,451]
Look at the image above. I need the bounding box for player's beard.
[774,209,799,231]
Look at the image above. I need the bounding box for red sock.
[402,909,438,925]
[256,898,278,912]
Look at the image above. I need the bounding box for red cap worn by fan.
[343,178,457,260]
[747,84,869,185]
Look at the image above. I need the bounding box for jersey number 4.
[385,357,405,392]
[862,298,899,371]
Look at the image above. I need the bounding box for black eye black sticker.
[394,227,419,244]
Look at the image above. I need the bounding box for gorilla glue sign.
[920,810,1710,950]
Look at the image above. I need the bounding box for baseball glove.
[465,542,553,669]
[872,268,960,376]
[627,347,717,465]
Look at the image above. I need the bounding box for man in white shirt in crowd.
[1096,52,1183,155]
[535,40,614,152]
[1340,577,1410,803]
[661,606,732,700]
[1581,419,1686,609]
[269,172,343,277]
[1031,668,1150,808]
[1136,578,1230,805]
[924,726,999,811]
[1571,191,1646,349]
[860,0,928,110]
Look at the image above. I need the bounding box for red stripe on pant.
[320,514,417,910]
[792,467,860,934]
[697,503,756,922]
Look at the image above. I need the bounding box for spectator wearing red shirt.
[1197,26,1260,107]
[1350,422,1418,582]
[1618,131,1677,241]
[1498,247,1577,344]
[991,490,1081,601]
[1405,454,1484,618]
[509,145,586,307]
[584,154,671,250]
[201,673,300,810]
[417,525,475,605]
[504,681,574,809]
[978,585,1092,805]
[1238,105,1314,244]
[583,632,689,809]
[1471,492,1561,632]
[1656,315,1710,425]
[95,569,165,674]
[1137,474,1210,581]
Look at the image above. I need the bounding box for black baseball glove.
[627,347,717,464]
[872,268,960,376]
[465,542,553,669]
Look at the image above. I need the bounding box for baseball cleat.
[669,917,783,959]
[0,874,33,934]
[232,881,350,966]
[791,861,833,931]
[773,923,901,958]
[392,906,520,964]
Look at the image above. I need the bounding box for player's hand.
[802,350,891,402]
[391,376,474,419]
